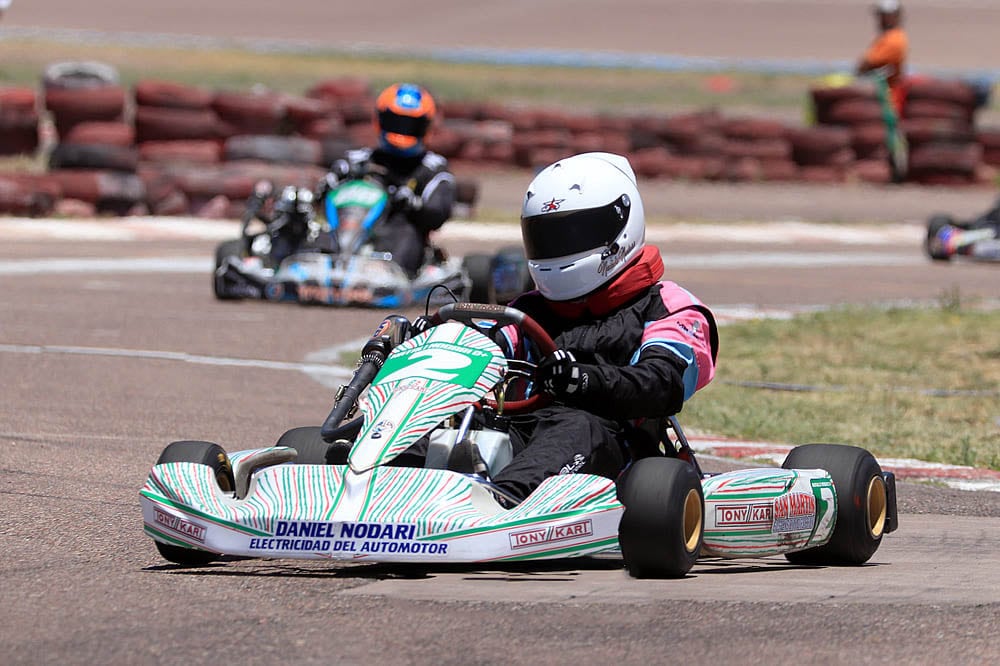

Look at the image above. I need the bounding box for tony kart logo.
[540,197,565,212]
[509,519,593,549]
[153,508,207,543]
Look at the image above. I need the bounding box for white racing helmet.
[520,152,645,301]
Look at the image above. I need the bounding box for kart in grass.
[212,176,473,307]
[925,196,1000,262]
[141,302,898,577]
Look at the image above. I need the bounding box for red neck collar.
[548,245,664,319]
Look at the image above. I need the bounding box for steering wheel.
[433,302,556,414]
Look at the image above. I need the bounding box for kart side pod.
[700,468,836,558]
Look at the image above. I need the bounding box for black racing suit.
[334,147,455,275]
[488,248,719,502]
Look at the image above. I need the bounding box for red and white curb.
[689,437,1000,493]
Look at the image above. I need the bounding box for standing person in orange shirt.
[857,0,909,115]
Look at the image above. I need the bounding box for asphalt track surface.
[2,2,1000,664]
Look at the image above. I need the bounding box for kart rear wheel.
[617,457,704,578]
[782,444,887,565]
[276,426,350,465]
[462,253,494,304]
[214,239,245,299]
[153,441,234,566]
[925,215,955,261]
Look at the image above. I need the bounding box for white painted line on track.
[0,217,923,245]
[665,251,923,268]
[0,343,354,381]
[0,257,211,275]
[0,251,919,275]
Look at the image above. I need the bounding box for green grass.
[683,303,1000,470]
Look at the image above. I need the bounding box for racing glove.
[410,315,435,337]
[536,350,588,397]
[392,185,423,212]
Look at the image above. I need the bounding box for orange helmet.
[374,83,436,156]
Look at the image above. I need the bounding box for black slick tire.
[617,457,704,578]
[213,238,245,300]
[782,444,888,565]
[276,426,350,465]
[153,440,234,566]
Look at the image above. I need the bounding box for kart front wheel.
[213,239,245,299]
[276,426,350,465]
[782,444,888,565]
[617,457,704,578]
[153,441,234,566]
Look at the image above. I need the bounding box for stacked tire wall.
[1,65,998,217]
[809,76,995,185]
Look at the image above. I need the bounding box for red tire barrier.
[0,126,39,155]
[211,91,286,135]
[284,95,335,127]
[721,138,791,161]
[788,126,852,165]
[721,117,788,141]
[135,106,223,142]
[0,86,37,113]
[819,98,884,126]
[0,90,40,155]
[758,159,800,182]
[905,78,977,108]
[48,169,146,205]
[49,143,139,172]
[63,121,135,147]
[134,80,214,110]
[44,86,126,137]
[223,135,323,165]
[138,140,222,165]
[908,142,982,175]
[904,99,973,124]
[338,98,375,125]
[0,175,59,216]
[902,117,975,147]
[852,159,891,184]
[799,165,846,183]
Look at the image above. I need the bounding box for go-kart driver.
[480,152,720,504]
[321,83,456,276]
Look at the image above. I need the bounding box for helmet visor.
[378,109,430,139]
[521,194,631,260]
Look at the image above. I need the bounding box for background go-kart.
[2,2,999,664]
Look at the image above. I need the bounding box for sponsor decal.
[370,420,394,440]
[296,283,373,304]
[772,492,817,533]
[714,502,773,527]
[597,240,636,277]
[247,521,450,556]
[559,454,587,475]
[153,508,207,543]
[509,519,593,550]
[540,197,565,212]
